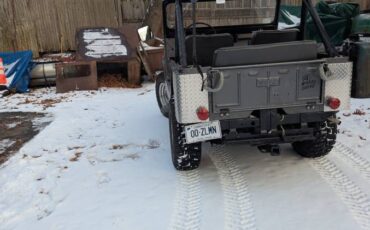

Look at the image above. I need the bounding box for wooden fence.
[0,0,369,56]
[0,0,151,56]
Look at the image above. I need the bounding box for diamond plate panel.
[324,62,353,111]
[173,73,209,124]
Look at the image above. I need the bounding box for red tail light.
[196,106,209,121]
[327,97,341,110]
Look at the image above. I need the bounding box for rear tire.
[169,101,202,171]
[292,118,337,158]
[155,73,170,118]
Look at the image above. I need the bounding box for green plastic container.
[352,14,370,34]
[306,2,360,46]
[279,2,360,46]
[351,42,370,98]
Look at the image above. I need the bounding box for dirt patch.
[0,112,52,165]
[146,139,160,149]
[125,153,140,160]
[17,98,66,110]
[68,146,85,151]
[110,140,160,151]
[353,109,366,116]
[70,151,83,162]
[98,74,141,88]
[137,89,153,96]
[111,144,128,150]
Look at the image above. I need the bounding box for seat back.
[250,29,299,45]
[185,33,234,66]
[213,41,318,67]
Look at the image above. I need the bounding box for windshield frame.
[162,0,282,38]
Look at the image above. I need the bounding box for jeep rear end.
[152,0,353,171]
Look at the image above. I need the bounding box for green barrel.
[306,2,360,46]
[351,42,370,98]
[352,14,370,34]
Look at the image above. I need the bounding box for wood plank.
[120,0,146,22]
[127,58,141,85]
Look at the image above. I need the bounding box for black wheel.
[292,118,337,158]
[169,101,202,171]
[155,73,170,118]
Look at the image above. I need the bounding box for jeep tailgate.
[210,60,325,119]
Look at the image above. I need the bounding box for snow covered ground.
[0,84,370,230]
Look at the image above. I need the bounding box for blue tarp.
[0,51,33,93]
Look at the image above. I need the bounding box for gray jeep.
[147,0,352,171]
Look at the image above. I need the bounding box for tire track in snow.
[334,142,370,181]
[209,145,257,230]
[169,170,202,230]
[308,157,370,229]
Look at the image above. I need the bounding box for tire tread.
[293,119,337,158]
[169,101,202,171]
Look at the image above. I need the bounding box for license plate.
[185,121,222,144]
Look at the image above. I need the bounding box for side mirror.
[138,26,154,42]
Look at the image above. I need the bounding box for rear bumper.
[219,128,316,146]
[212,111,336,145]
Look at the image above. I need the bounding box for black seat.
[185,33,234,66]
[250,29,299,45]
[213,41,318,67]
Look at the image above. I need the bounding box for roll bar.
[170,0,338,68]
[302,0,338,57]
